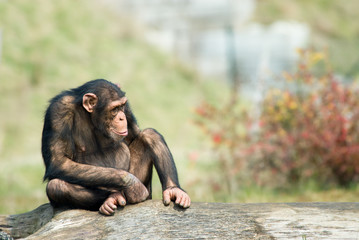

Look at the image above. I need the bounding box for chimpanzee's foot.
[99,192,126,216]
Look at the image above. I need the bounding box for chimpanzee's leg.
[128,128,181,193]
[47,179,129,215]
[46,179,113,210]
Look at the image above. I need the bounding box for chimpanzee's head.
[81,79,128,141]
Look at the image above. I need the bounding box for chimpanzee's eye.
[111,105,125,117]
[111,106,120,116]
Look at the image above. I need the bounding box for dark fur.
[42,79,181,210]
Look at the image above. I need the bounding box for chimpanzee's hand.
[99,191,127,216]
[163,187,191,208]
[123,176,149,204]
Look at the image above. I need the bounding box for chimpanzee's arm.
[45,141,149,203]
[148,129,181,190]
[128,128,191,208]
[46,142,139,188]
[149,130,191,208]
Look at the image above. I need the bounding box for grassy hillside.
[3,0,358,215]
[0,0,227,214]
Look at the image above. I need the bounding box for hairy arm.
[47,141,138,189]
[143,128,191,208]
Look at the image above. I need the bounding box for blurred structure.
[103,0,309,100]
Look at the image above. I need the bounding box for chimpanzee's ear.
[82,93,98,113]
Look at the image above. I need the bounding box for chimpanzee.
[42,79,190,215]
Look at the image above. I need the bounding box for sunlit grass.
[0,154,47,214]
[0,0,227,215]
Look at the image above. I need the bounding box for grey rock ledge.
[1,200,359,239]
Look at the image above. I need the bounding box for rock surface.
[1,200,359,239]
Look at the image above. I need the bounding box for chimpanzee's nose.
[119,111,125,121]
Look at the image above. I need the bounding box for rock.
[0,204,53,239]
[1,200,359,239]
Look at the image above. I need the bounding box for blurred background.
[1,0,359,214]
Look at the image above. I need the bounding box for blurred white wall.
[102,0,309,100]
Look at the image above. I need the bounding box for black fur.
[41,79,184,210]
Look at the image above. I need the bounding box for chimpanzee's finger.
[179,195,187,207]
[184,197,191,208]
[163,190,171,206]
[175,193,183,205]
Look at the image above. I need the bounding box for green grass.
[0,154,47,214]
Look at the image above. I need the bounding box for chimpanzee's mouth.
[112,129,128,136]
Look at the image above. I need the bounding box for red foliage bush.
[195,50,359,188]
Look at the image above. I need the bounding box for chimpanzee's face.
[82,91,128,141]
[102,96,128,141]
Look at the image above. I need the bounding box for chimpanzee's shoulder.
[49,91,76,111]
[45,91,77,125]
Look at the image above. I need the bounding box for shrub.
[195,49,359,189]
